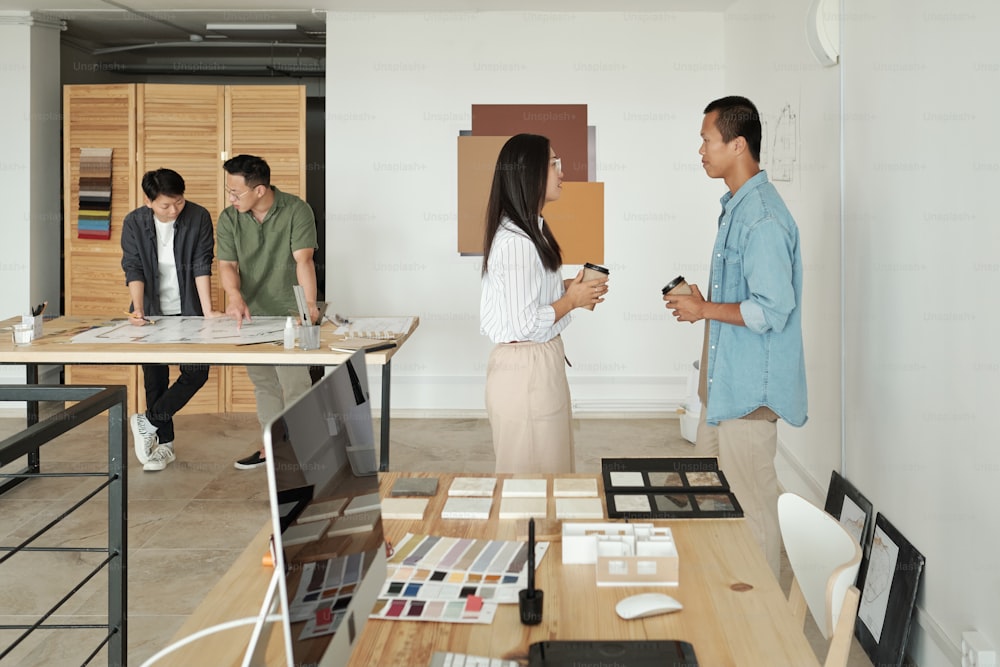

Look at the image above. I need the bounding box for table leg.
[0,364,41,495]
[379,359,391,472]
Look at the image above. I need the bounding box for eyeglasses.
[550,157,562,172]
[225,185,257,200]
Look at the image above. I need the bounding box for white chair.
[778,492,863,667]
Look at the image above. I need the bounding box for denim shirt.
[703,170,807,427]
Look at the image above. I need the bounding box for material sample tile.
[448,477,497,498]
[441,497,493,520]
[390,477,439,497]
[555,498,605,520]
[501,479,547,498]
[553,478,599,498]
[381,497,430,520]
[498,497,547,520]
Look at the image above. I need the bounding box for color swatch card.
[297,498,348,524]
[501,478,547,498]
[498,497,547,520]
[370,594,498,625]
[555,497,605,520]
[553,477,599,498]
[381,497,429,520]
[441,497,493,520]
[382,532,550,606]
[447,477,497,497]
[390,477,439,497]
[343,492,381,515]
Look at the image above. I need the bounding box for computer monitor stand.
[241,568,282,667]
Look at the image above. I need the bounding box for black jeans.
[142,363,210,444]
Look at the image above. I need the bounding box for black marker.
[519,517,543,625]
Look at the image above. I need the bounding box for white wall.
[843,1,1000,664]
[0,12,61,386]
[325,11,724,415]
[720,1,843,497]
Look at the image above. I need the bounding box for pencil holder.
[22,314,42,339]
[299,325,321,350]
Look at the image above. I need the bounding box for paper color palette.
[380,532,549,607]
[369,595,498,625]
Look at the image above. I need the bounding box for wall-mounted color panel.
[457,135,509,255]
[472,104,588,183]
[542,181,605,266]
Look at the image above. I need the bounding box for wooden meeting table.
[162,472,820,667]
[0,314,419,482]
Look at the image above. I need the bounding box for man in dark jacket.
[121,168,223,471]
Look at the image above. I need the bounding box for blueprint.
[71,316,287,345]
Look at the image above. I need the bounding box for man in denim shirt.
[664,96,807,577]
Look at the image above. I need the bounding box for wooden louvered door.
[63,84,139,413]
[135,84,226,415]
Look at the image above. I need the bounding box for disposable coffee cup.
[581,262,610,311]
[662,275,692,296]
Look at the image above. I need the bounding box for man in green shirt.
[217,154,319,469]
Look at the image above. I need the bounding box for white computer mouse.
[614,592,683,620]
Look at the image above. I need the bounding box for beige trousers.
[246,365,314,431]
[485,336,575,474]
[694,410,781,578]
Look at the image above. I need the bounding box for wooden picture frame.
[855,512,925,666]
[823,470,874,556]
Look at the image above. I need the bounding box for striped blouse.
[480,216,569,344]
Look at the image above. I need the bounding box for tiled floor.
[0,410,874,666]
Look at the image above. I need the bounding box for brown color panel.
[472,104,588,182]
[542,181,605,266]
[457,135,509,255]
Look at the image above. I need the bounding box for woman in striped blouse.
[480,134,609,473]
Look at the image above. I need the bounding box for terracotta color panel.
[542,182,604,266]
[457,135,509,255]
[472,104,588,182]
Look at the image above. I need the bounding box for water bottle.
[283,316,295,350]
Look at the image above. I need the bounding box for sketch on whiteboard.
[761,103,798,182]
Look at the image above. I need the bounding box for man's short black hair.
[141,168,185,200]
[223,154,271,187]
[704,96,762,162]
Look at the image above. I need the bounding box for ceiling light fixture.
[205,23,299,31]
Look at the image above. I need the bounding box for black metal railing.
[0,385,128,666]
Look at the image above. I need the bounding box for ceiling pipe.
[93,40,325,55]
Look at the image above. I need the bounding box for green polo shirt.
[216,186,317,316]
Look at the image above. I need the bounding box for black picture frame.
[823,470,874,559]
[601,457,744,519]
[854,512,925,667]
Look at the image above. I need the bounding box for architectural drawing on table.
[761,103,798,183]
[858,525,899,643]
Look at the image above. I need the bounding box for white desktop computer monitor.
[257,350,385,667]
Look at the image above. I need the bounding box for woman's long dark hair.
[482,134,563,274]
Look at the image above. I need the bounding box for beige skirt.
[485,335,575,473]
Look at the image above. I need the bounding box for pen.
[519,517,543,625]
[31,301,47,317]
[123,311,155,324]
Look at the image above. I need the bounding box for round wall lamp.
[807,0,840,66]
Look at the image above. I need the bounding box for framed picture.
[601,458,743,519]
[855,512,925,667]
[823,470,874,555]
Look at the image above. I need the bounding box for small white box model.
[561,522,678,586]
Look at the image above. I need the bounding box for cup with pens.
[22,300,48,339]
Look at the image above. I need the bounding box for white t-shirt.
[154,217,181,315]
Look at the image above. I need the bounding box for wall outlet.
[962,631,997,667]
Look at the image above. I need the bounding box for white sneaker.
[130,413,158,465]
[143,444,175,472]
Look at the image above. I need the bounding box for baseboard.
[370,408,681,420]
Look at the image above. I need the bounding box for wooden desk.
[164,473,820,667]
[0,315,418,473]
